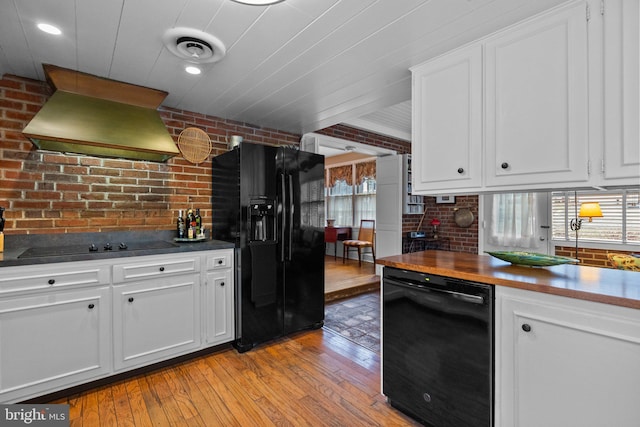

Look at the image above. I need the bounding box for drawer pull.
[501,162,509,169]
[88,304,95,309]
[48,279,55,285]
[128,297,134,303]
[457,167,464,174]
[220,282,225,287]
[218,259,223,265]
[522,323,532,332]
[159,266,165,272]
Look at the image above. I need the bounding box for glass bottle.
[177,210,185,239]
[195,208,202,237]
[187,209,194,239]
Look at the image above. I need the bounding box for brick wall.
[0,74,299,235]
[419,195,479,254]
[316,125,481,253]
[1,73,482,252]
[555,245,636,269]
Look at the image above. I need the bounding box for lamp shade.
[430,218,441,226]
[579,202,603,221]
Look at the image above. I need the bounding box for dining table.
[324,226,352,259]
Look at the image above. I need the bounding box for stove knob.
[118,242,128,250]
[104,243,113,251]
[89,244,98,252]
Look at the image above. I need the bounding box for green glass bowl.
[485,251,579,267]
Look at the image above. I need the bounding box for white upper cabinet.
[411,0,639,195]
[411,44,483,193]
[484,2,589,188]
[602,0,640,182]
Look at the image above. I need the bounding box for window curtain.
[326,179,353,227]
[355,161,376,184]
[488,193,538,248]
[327,165,353,187]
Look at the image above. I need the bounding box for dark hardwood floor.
[50,329,419,426]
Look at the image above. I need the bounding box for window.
[488,193,539,248]
[552,189,640,245]
[326,179,353,226]
[325,160,376,227]
[355,178,376,225]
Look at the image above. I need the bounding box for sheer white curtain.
[327,195,353,226]
[354,194,376,224]
[488,193,538,248]
[326,180,353,226]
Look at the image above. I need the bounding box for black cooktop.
[18,240,179,259]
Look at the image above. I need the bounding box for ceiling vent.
[163,28,226,64]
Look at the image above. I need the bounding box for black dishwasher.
[382,267,493,427]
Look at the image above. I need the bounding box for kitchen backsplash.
[0,74,299,235]
[1,74,442,250]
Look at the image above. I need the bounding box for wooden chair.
[343,219,375,266]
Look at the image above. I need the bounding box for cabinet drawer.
[0,262,110,295]
[206,250,233,270]
[113,256,200,283]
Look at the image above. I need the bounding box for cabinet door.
[375,155,402,261]
[204,270,234,346]
[113,276,200,371]
[485,2,589,188]
[0,287,110,403]
[496,289,640,427]
[603,0,640,181]
[411,43,483,193]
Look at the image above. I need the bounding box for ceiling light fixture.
[231,0,284,5]
[185,66,201,75]
[37,23,62,35]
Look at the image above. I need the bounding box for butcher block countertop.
[377,251,640,310]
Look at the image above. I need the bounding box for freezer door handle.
[280,173,286,262]
[288,174,294,261]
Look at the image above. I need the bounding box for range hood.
[23,64,180,162]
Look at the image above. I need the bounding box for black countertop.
[0,230,235,267]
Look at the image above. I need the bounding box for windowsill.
[552,240,640,253]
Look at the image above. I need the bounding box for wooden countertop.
[377,251,640,310]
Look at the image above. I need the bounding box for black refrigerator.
[211,142,325,352]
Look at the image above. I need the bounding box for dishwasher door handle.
[384,278,486,305]
[451,292,484,305]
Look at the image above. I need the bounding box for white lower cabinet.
[204,269,233,345]
[0,248,234,403]
[112,276,201,371]
[0,286,111,402]
[203,250,234,345]
[495,287,640,427]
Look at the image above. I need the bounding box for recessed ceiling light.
[37,23,62,35]
[185,66,201,75]
[231,0,284,5]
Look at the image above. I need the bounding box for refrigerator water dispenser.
[249,200,275,242]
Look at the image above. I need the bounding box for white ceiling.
[0,0,566,140]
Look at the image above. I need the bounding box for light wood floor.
[50,329,419,426]
[324,255,379,301]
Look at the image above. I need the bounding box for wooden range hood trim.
[43,63,167,109]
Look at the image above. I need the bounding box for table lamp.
[570,200,603,260]
[430,218,441,239]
